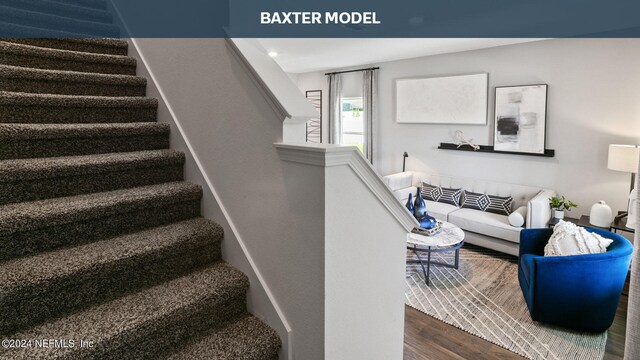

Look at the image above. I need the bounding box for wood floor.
[404,279,630,360]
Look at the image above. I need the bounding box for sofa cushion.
[461,190,490,211]
[486,194,513,215]
[418,173,541,210]
[383,172,413,192]
[392,187,416,203]
[448,208,522,243]
[423,200,458,221]
[421,182,462,207]
[508,206,527,227]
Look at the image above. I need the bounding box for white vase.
[590,201,612,227]
[554,210,565,219]
[627,189,637,229]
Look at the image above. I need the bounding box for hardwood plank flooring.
[404,275,629,359]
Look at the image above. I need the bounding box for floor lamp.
[608,144,640,222]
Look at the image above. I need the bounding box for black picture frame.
[305,90,322,143]
[493,84,548,154]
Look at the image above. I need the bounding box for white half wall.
[294,39,640,216]
[276,144,414,360]
[324,164,407,360]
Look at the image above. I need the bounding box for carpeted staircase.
[0,0,281,359]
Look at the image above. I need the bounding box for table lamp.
[607,144,640,222]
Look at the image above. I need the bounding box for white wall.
[294,39,640,216]
[325,165,407,360]
[276,144,414,360]
[130,39,326,359]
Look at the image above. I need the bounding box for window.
[341,97,364,153]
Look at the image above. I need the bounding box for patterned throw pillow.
[461,190,490,211]
[421,182,462,207]
[486,194,513,215]
[420,183,441,202]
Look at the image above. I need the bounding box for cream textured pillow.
[544,220,613,256]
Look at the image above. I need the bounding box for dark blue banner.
[0,0,638,38]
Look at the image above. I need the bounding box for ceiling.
[256,38,544,74]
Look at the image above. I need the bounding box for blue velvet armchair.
[518,228,633,332]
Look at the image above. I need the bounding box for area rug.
[405,246,607,360]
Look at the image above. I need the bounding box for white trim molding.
[227,38,318,143]
[275,143,419,231]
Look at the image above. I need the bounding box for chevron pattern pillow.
[461,190,490,211]
[421,182,462,207]
[486,194,513,215]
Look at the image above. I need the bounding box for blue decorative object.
[405,193,414,214]
[518,228,632,332]
[417,212,437,229]
[413,188,426,218]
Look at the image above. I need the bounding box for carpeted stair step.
[3,37,128,56]
[0,41,136,75]
[0,123,170,159]
[0,262,249,359]
[0,218,223,335]
[51,0,107,11]
[0,181,202,261]
[0,218,223,334]
[0,91,158,123]
[0,5,119,38]
[167,314,281,360]
[1,0,113,23]
[0,150,185,204]
[0,65,146,96]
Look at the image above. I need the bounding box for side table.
[548,214,634,235]
[610,211,635,234]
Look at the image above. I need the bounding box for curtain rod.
[324,67,379,76]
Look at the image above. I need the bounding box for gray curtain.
[624,160,640,359]
[362,69,378,164]
[327,74,342,144]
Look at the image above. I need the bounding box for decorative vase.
[413,188,427,219]
[590,200,612,227]
[418,211,437,229]
[628,189,637,229]
[554,210,565,220]
[405,193,414,214]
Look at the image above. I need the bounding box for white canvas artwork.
[395,73,488,125]
[494,85,548,154]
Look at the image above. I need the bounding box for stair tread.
[0,90,157,107]
[0,64,146,86]
[168,314,281,360]
[0,218,222,301]
[0,150,184,182]
[0,181,202,235]
[1,262,248,358]
[0,41,135,67]
[0,122,169,140]
[2,0,113,23]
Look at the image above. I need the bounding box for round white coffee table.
[407,221,465,286]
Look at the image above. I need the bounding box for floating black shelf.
[438,143,555,157]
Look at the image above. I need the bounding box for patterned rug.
[405,245,607,360]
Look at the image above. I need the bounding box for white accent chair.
[383,171,555,256]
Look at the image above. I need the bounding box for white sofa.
[383,171,555,256]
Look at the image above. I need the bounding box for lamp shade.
[608,144,640,173]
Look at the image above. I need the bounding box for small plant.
[549,196,577,211]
